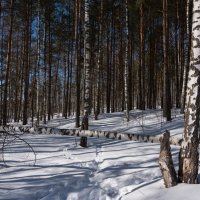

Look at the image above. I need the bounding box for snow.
[1,109,200,200]
[44,109,184,138]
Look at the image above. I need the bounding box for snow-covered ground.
[46,109,184,138]
[1,109,200,200]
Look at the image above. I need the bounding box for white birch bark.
[180,0,193,113]
[179,0,200,184]
[0,125,182,146]
[81,0,90,130]
[124,0,129,121]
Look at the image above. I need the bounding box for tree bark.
[178,0,200,184]
[48,7,52,121]
[23,0,31,125]
[138,3,145,110]
[124,0,129,121]
[180,0,193,113]
[3,0,14,125]
[95,0,103,120]
[163,0,171,121]
[159,131,177,188]
[36,0,40,126]
[75,0,80,127]
[81,0,90,133]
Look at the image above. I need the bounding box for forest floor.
[0,109,200,200]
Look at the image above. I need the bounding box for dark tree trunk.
[23,0,31,125]
[48,11,52,121]
[106,24,111,113]
[3,0,14,125]
[75,0,81,127]
[163,0,171,121]
[138,3,145,110]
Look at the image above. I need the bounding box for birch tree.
[124,0,129,121]
[81,0,90,131]
[180,0,193,113]
[178,0,200,184]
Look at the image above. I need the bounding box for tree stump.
[159,130,177,188]
[80,136,87,147]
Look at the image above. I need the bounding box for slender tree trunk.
[138,4,145,110]
[174,0,180,109]
[148,22,155,109]
[81,0,90,132]
[43,19,47,124]
[180,0,193,113]
[36,0,40,126]
[163,0,171,121]
[14,38,20,122]
[178,0,200,184]
[106,24,111,113]
[0,1,4,125]
[68,43,73,117]
[3,0,14,125]
[75,0,80,127]
[111,10,116,113]
[95,0,103,120]
[23,0,31,125]
[48,11,52,121]
[124,0,129,121]
[128,30,133,111]
[63,53,67,118]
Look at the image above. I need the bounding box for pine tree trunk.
[43,19,47,124]
[106,25,111,113]
[36,0,40,126]
[95,0,103,120]
[14,39,20,122]
[163,0,171,121]
[3,0,14,125]
[23,0,31,125]
[48,10,52,121]
[75,0,80,127]
[138,4,145,110]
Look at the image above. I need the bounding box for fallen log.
[0,125,182,146]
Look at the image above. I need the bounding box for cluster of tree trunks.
[159,0,200,187]
[1,0,200,187]
[0,0,192,126]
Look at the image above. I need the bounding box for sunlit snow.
[0,109,200,200]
